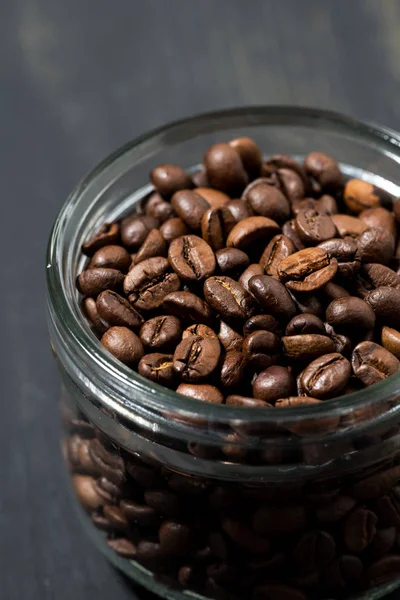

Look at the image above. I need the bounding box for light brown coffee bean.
[194,187,230,208]
[176,383,224,404]
[160,217,189,243]
[124,257,180,310]
[171,190,210,230]
[82,222,120,256]
[352,341,400,386]
[260,234,296,277]
[278,247,338,292]
[229,137,263,177]
[226,216,280,250]
[381,326,400,358]
[150,164,192,197]
[77,267,124,298]
[96,290,144,329]
[101,326,144,366]
[133,229,167,264]
[204,143,248,195]
[331,214,367,238]
[282,334,336,361]
[89,245,132,272]
[344,179,388,214]
[299,353,351,399]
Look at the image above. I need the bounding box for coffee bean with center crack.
[278,247,338,292]
[298,353,351,399]
[201,206,237,251]
[138,353,175,387]
[96,290,144,329]
[204,276,256,322]
[124,257,180,310]
[173,335,221,382]
[140,315,182,351]
[352,341,400,386]
[248,275,297,321]
[168,235,216,281]
[260,234,296,278]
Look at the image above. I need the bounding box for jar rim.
[47,105,400,428]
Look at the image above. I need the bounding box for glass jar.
[47,107,400,600]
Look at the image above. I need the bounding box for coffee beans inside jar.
[70,137,400,599]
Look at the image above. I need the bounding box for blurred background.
[2,0,400,598]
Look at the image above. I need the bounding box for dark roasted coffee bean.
[107,538,137,558]
[282,334,335,361]
[322,281,351,300]
[176,383,224,403]
[96,290,143,329]
[248,275,297,320]
[360,263,400,291]
[244,314,281,337]
[163,291,214,325]
[183,324,217,339]
[160,217,189,243]
[358,227,395,265]
[275,396,340,436]
[138,353,175,387]
[145,192,175,223]
[326,296,376,331]
[150,164,192,198]
[82,222,120,256]
[352,341,400,386]
[120,499,158,525]
[365,555,400,586]
[285,313,325,336]
[103,505,130,532]
[204,143,248,195]
[159,520,192,555]
[366,286,400,327]
[124,257,180,310]
[331,214,367,238]
[238,263,264,295]
[351,466,400,500]
[243,179,290,222]
[120,215,159,250]
[173,335,221,382]
[144,489,180,517]
[195,187,230,209]
[229,137,263,177]
[381,326,400,358]
[319,194,338,215]
[136,541,167,569]
[260,234,295,278]
[318,237,360,278]
[324,322,352,355]
[282,219,305,250]
[278,247,337,292]
[140,315,182,351]
[272,168,306,203]
[220,351,246,388]
[216,248,249,277]
[304,151,344,191]
[344,178,390,213]
[225,395,271,408]
[218,321,243,352]
[360,207,397,239]
[253,366,294,402]
[225,198,251,223]
[343,507,377,553]
[299,353,351,399]
[262,154,308,184]
[294,530,335,571]
[77,267,124,298]
[82,297,107,334]
[171,190,210,230]
[169,235,216,281]
[295,209,337,245]
[226,216,280,250]
[101,326,144,366]
[89,245,131,272]
[368,527,396,559]
[201,206,237,251]
[204,276,255,322]
[290,291,324,318]
[72,475,105,512]
[292,197,319,216]
[316,495,356,522]
[222,518,270,553]
[133,228,167,264]
[324,555,363,590]
[243,330,280,357]
[373,493,400,527]
[253,504,307,536]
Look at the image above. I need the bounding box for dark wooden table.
[2,0,400,598]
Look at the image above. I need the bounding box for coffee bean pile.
[64,408,400,600]
[78,139,400,408]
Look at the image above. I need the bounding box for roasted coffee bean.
[359,207,397,239]
[159,520,192,555]
[352,341,400,386]
[204,276,255,322]
[292,198,319,216]
[358,227,395,265]
[344,178,390,213]
[120,215,159,250]
[324,322,352,355]
[244,314,281,337]
[253,366,294,402]
[176,383,224,404]
[366,286,400,327]
[316,495,357,523]
[173,335,221,382]
[272,168,306,203]
[326,296,376,332]
[171,190,210,230]
[163,291,214,326]
[82,222,120,256]
[343,507,377,553]
[260,234,296,278]
[77,267,124,298]
[381,326,400,358]
[133,229,167,264]
[360,263,400,291]
[82,297,107,334]
[124,257,180,310]
[319,194,338,215]
[331,214,367,238]
[322,281,351,300]
[253,504,307,536]
[220,351,246,388]
[101,326,144,366]
[136,541,167,569]
[282,219,305,250]
[195,187,231,209]
[318,237,360,278]
[365,555,400,586]
[285,313,325,336]
[351,466,400,500]
[262,154,308,185]
[248,275,297,320]
[282,334,336,361]
[294,530,335,571]
[295,209,337,245]
[144,489,180,517]
[72,475,105,512]
[243,179,290,222]
[222,519,270,553]
[204,143,248,195]
[216,248,249,277]
[89,245,132,272]
[183,324,217,339]
[368,527,396,559]
[160,217,189,243]
[229,137,263,177]
[238,263,264,295]
[324,555,363,590]
[145,192,175,223]
[218,321,244,352]
[275,396,340,436]
[299,353,351,399]
[168,235,216,281]
[226,216,280,250]
[201,207,237,251]
[278,247,337,292]
[243,330,280,357]
[96,290,143,329]
[150,164,192,197]
[120,498,157,525]
[304,151,344,191]
[107,538,137,558]
[225,198,251,223]
[225,395,271,408]
[138,353,175,387]
[373,493,400,528]
[140,315,182,351]
[103,505,130,532]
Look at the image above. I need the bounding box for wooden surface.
[3,0,400,598]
